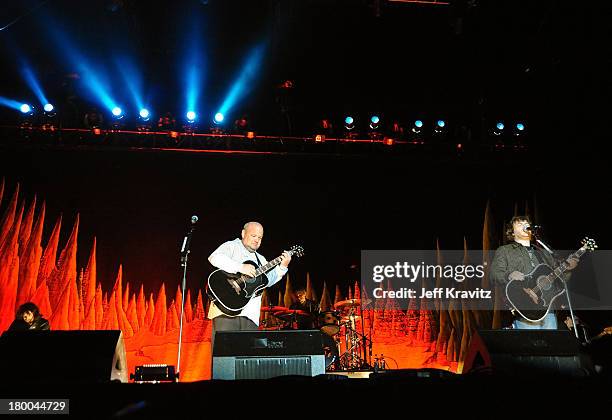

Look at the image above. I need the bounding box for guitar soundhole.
[537,276,552,291]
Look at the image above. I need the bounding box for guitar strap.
[253,253,269,294]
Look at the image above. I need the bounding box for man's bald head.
[243,221,263,231]
[241,221,264,252]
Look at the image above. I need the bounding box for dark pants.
[211,315,258,355]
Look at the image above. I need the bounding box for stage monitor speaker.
[463,329,594,376]
[0,330,128,383]
[212,330,326,380]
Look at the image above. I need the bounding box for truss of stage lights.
[10,104,527,150]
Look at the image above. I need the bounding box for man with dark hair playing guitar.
[491,216,582,329]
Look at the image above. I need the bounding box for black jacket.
[8,317,50,331]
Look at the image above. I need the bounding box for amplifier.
[463,329,594,376]
[212,330,326,380]
[0,330,128,383]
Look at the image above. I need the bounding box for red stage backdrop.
[0,179,516,379]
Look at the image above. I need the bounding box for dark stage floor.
[2,371,611,418]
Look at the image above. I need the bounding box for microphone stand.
[533,231,579,339]
[176,216,197,381]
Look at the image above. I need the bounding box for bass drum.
[321,333,339,370]
[318,310,340,336]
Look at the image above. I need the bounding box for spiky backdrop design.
[1,179,513,379]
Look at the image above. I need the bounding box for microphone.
[524,225,541,232]
[181,216,199,255]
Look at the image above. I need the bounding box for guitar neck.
[550,247,586,279]
[254,251,292,276]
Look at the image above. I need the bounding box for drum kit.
[260,298,372,371]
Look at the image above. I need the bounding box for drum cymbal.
[273,309,311,319]
[260,305,288,312]
[334,299,361,309]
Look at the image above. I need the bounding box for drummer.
[289,288,320,329]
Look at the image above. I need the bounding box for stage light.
[41,102,58,131]
[369,115,380,130]
[383,137,394,146]
[184,111,199,134]
[109,107,124,132]
[493,121,504,136]
[18,103,35,136]
[20,104,33,114]
[512,122,526,139]
[214,112,224,124]
[137,108,152,132]
[112,107,123,118]
[43,103,57,120]
[344,116,355,130]
[368,115,382,139]
[246,131,255,139]
[110,107,124,131]
[314,134,325,142]
[434,119,447,134]
[412,120,423,134]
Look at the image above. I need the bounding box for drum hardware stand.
[338,308,369,370]
[361,305,373,369]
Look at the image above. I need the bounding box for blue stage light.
[516,123,525,131]
[0,96,23,111]
[112,107,123,117]
[496,122,505,131]
[20,104,32,114]
[44,103,54,113]
[437,120,445,128]
[214,112,224,124]
[22,67,49,108]
[186,111,196,122]
[217,43,265,120]
[139,108,150,119]
[411,119,424,135]
[369,115,381,132]
[345,116,354,125]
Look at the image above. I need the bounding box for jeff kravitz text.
[370,261,492,301]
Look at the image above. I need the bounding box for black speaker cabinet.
[0,330,128,383]
[212,330,326,380]
[463,329,594,376]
